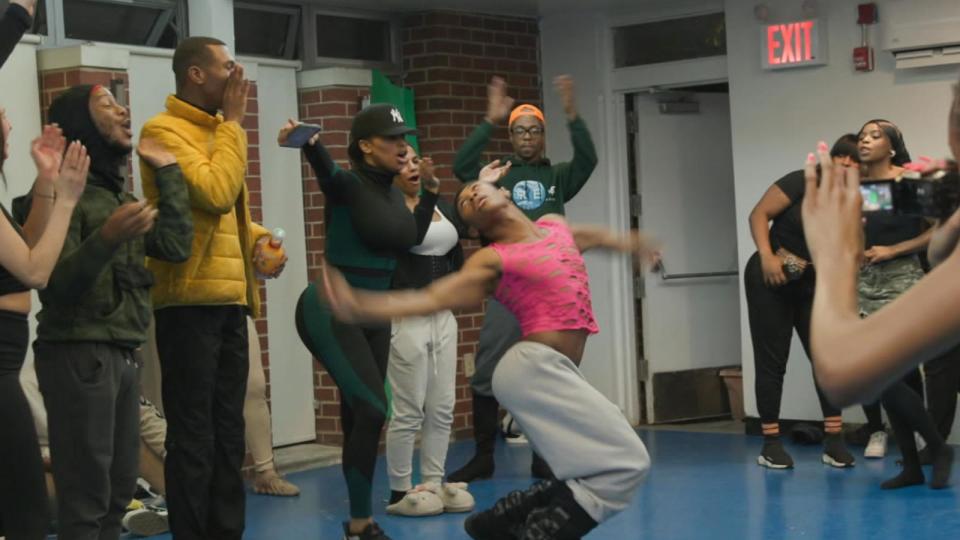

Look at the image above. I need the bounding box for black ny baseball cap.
[349,103,417,143]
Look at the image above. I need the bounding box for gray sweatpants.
[386,310,458,491]
[492,341,650,523]
[471,299,522,396]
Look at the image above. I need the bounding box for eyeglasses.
[510,126,544,137]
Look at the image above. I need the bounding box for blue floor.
[145,429,960,539]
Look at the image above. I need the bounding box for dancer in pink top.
[322,162,656,540]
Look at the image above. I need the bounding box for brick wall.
[300,10,541,445]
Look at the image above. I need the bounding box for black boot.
[464,480,562,540]
[519,483,598,540]
[449,394,499,483]
[531,452,555,480]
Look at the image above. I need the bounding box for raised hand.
[420,156,440,193]
[485,77,515,125]
[801,142,864,268]
[136,138,177,169]
[54,141,89,206]
[478,159,512,184]
[99,200,158,246]
[30,124,66,184]
[553,75,577,120]
[222,64,250,124]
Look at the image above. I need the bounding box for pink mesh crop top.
[490,217,599,338]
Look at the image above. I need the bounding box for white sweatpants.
[385,310,458,491]
[492,341,650,523]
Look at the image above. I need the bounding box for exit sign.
[762,19,828,70]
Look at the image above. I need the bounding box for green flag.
[370,69,418,153]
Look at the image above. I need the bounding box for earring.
[890,150,896,157]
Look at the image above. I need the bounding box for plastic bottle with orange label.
[255,228,286,275]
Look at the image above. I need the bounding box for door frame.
[605,68,730,424]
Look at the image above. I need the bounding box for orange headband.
[509,104,545,126]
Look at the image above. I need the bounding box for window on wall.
[613,12,727,68]
[313,12,394,65]
[59,0,185,48]
[234,2,301,60]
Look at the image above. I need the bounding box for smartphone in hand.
[280,123,322,148]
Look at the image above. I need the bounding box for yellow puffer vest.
[140,95,269,316]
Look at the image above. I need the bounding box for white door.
[634,91,741,423]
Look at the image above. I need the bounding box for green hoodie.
[452,116,598,220]
[29,166,193,348]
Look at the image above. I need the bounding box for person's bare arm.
[0,142,88,289]
[803,142,960,406]
[563,218,661,269]
[20,125,65,246]
[864,227,934,264]
[323,248,502,323]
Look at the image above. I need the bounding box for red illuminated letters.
[767,20,816,66]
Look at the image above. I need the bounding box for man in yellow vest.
[140,36,284,540]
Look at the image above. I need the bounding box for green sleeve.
[44,204,117,303]
[144,164,194,262]
[552,116,598,203]
[453,121,495,182]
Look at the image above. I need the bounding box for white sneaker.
[505,433,529,445]
[915,432,927,453]
[438,482,475,513]
[122,506,169,536]
[864,431,888,459]
[385,485,444,517]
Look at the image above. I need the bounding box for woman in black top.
[747,135,858,470]
[0,107,89,538]
[855,119,954,489]
[283,105,438,540]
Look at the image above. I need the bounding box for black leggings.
[882,380,944,467]
[745,253,841,424]
[0,310,48,540]
[924,344,960,439]
[296,283,390,519]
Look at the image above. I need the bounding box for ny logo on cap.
[390,108,404,123]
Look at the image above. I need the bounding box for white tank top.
[411,209,459,256]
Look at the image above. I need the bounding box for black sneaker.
[448,453,495,483]
[822,433,856,468]
[464,480,562,540]
[518,484,598,540]
[342,521,391,540]
[757,438,794,469]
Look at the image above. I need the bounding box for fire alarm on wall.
[854,2,877,72]
[853,45,875,71]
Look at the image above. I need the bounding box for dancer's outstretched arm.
[552,216,660,267]
[322,248,502,324]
